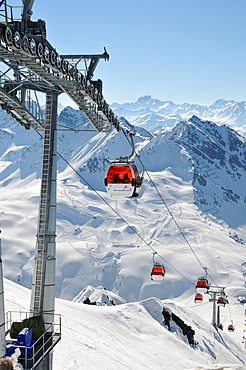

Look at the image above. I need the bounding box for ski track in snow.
[0,109,246,368]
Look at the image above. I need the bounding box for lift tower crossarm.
[0,13,119,131]
[61,49,109,81]
[60,51,109,61]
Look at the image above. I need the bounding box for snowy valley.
[1,99,246,369]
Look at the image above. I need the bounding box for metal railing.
[0,71,46,128]
[0,1,22,23]
[5,311,61,370]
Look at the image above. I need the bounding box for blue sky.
[31,0,246,107]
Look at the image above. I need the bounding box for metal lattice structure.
[0,1,121,369]
[0,0,120,133]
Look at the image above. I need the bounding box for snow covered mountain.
[111,96,246,136]
[4,278,246,370]
[1,104,246,368]
[0,107,246,299]
[141,115,246,229]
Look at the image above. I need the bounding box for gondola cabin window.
[132,165,140,183]
[104,162,142,197]
[107,165,132,184]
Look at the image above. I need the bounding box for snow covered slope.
[4,279,246,370]
[1,104,246,368]
[0,109,246,304]
[140,115,246,228]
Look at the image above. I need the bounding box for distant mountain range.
[56,107,246,231]
[1,98,246,369]
[1,105,246,303]
[111,96,246,135]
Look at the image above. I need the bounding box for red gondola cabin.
[151,263,166,281]
[217,296,226,307]
[104,162,142,197]
[196,277,209,290]
[228,324,234,332]
[194,293,203,303]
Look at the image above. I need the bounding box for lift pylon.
[207,286,228,328]
[0,232,6,358]
[30,90,59,329]
[0,0,122,368]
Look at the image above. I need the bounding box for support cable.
[58,150,195,286]
[35,131,195,286]
[121,127,219,287]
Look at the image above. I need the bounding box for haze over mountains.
[111,96,246,136]
[1,97,246,369]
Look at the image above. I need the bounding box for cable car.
[194,293,203,303]
[151,262,166,281]
[217,296,226,307]
[228,324,235,332]
[196,277,209,290]
[104,160,143,197]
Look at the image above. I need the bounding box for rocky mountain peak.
[166,116,246,227]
